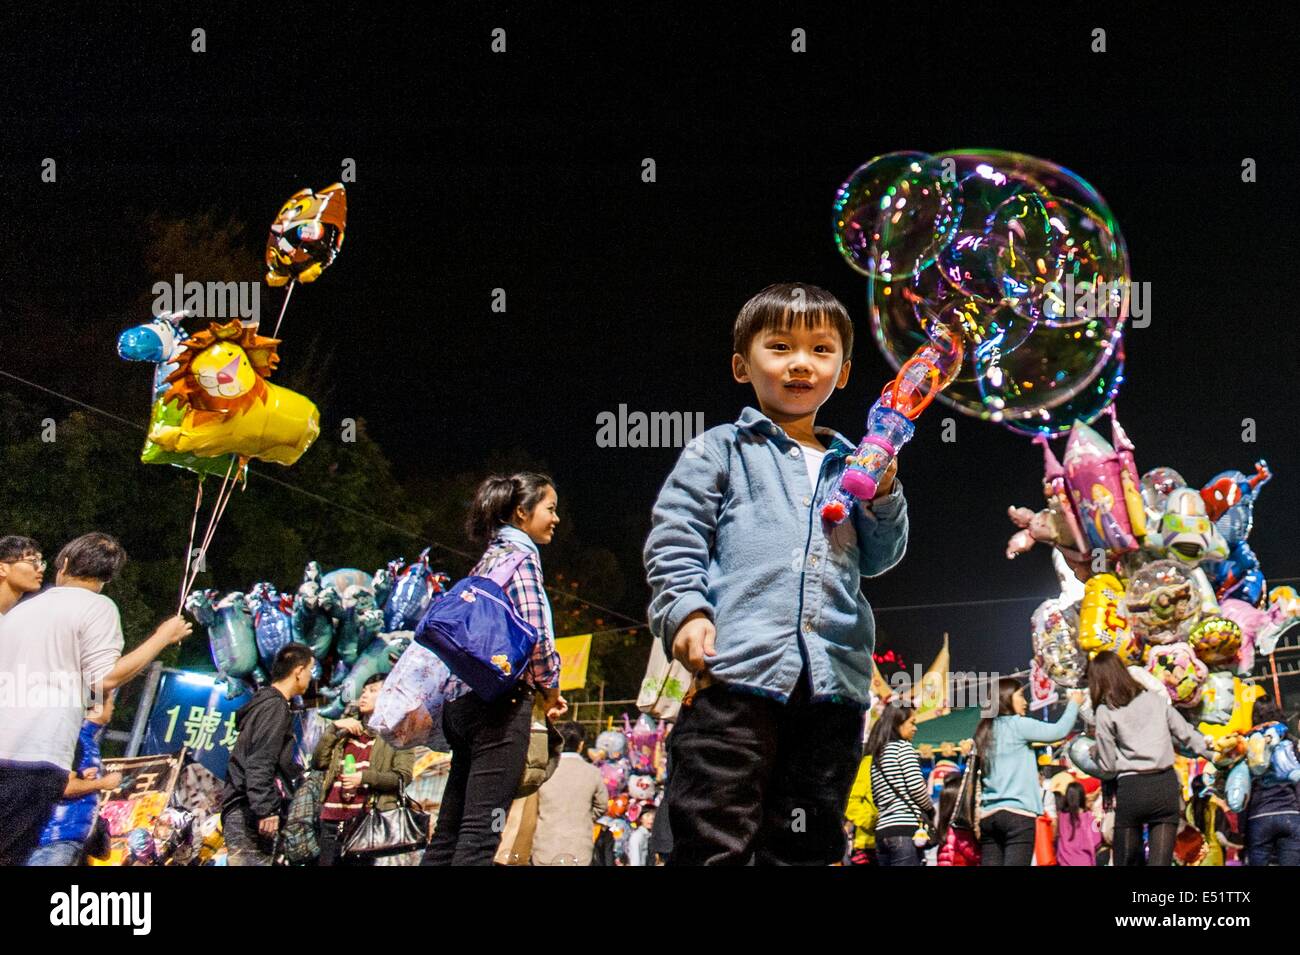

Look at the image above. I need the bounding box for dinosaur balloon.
[383,548,452,632]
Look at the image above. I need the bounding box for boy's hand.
[672,611,717,674]
[871,458,898,500]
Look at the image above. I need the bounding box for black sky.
[3,6,1298,676]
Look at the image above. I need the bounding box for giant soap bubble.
[841,149,1130,434]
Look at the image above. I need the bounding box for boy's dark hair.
[271,643,314,681]
[465,472,555,546]
[558,721,586,753]
[733,283,854,360]
[0,536,41,562]
[363,673,386,689]
[55,533,126,583]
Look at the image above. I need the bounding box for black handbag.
[340,788,430,860]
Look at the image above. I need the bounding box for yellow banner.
[556,634,592,691]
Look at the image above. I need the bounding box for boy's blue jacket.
[644,406,908,706]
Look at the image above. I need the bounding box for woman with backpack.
[975,677,1082,866]
[1087,650,1213,866]
[421,473,568,866]
[866,700,933,866]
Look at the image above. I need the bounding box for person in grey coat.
[1088,651,1213,867]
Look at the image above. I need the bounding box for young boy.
[644,282,908,865]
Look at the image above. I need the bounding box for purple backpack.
[414,550,538,701]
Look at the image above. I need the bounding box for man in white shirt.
[0,535,45,617]
[0,532,191,864]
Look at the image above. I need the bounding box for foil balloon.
[1067,736,1113,779]
[1124,560,1203,645]
[1199,680,1265,742]
[149,321,320,466]
[1201,462,1272,604]
[595,729,628,760]
[1152,488,1227,567]
[1197,671,1237,726]
[627,713,660,774]
[1246,722,1287,777]
[1031,598,1086,687]
[293,562,338,659]
[600,759,629,800]
[246,583,297,671]
[265,183,347,286]
[1061,412,1142,556]
[1188,617,1242,668]
[321,584,385,671]
[863,149,1129,433]
[318,631,411,719]
[118,311,242,478]
[187,589,261,699]
[627,772,657,803]
[1140,467,1187,532]
[383,548,452,632]
[1077,573,1131,656]
[1225,759,1251,813]
[127,826,158,865]
[1145,642,1208,707]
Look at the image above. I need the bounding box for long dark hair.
[1059,780,1087,839]
[972,677,1022,773]
[1087,651,1144,711]
[935,774,962,845]
[864,700,915,762]
[465,472,555,546]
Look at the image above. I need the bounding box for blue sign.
[142,671,252,780]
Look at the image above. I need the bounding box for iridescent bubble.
[854,148,1130,433]
[992,195,1128,328]
[833,152,960,281]
[997,343,1125,437]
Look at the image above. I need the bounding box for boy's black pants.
[666,674,864,865]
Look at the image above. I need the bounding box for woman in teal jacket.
[974,677,1082,865]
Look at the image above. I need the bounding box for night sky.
[3,7,1298,678]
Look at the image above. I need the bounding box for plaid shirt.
[445,529,562,700]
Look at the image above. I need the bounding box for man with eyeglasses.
[0,532,192,865]
[0,536,45,617]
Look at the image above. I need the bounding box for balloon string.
[179,458,241,611]
[177,478,206,615]
[272,281,296,338]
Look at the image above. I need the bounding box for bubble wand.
[822,324,962,524]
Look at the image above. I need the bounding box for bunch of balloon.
[117,184,346,615]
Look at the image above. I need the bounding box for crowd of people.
[2,282,1297,867]
[849,667,1299,867]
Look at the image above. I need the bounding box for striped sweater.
[871,740,934,836]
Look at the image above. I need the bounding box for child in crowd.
[645,283,908,865]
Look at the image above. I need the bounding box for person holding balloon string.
[1086,651,1215,867]
[644,282,908,866]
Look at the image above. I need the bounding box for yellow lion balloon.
[148,320,319,466]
